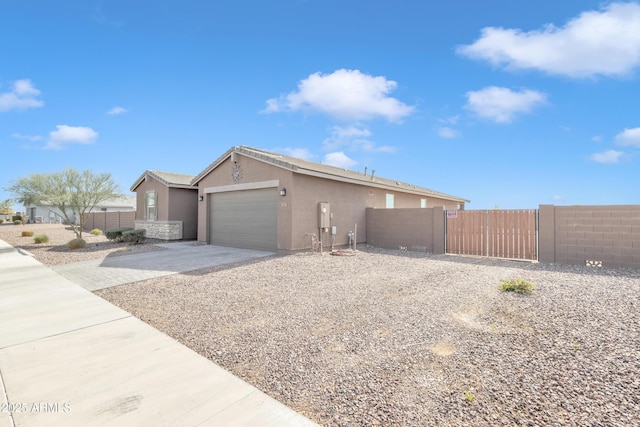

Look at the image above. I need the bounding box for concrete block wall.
[539,205,640,269]
[365,207,445,253]
[134,220,183,240]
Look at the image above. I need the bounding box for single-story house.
[25,195,136,224]
[191,146,468,251]
[130,170,198,240]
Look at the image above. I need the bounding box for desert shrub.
[12,215,22,222]
[13,220,22,225]
[67,238,86,250]
[0,219,4,224]
[105,227,134,242]
[122,228,146,244]
[90,228,103,236]
[500,278,535,294]
[34,234,49,244]
[22,230,34,237]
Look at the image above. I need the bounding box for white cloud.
[457,3,640,78]
[322,125,396,153]
[323,151,357,168]
[465,86,547,123]
[615,127,640,147]
[0,79,44,112]
[106,106,128,115]
[590,150,623,164]
[45,125,98,150]
[552,194,565,201]
[438,127,460,138]
[11,133,42,142]
[438,115,460,125]
[592,135,603,142]
[323,125,371,150]
[263,69,414,122]
[281,147,314,160]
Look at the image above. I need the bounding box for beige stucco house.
[190,146,468,251]
[130,170,198,240]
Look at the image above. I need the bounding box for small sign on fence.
[446,210,458,219]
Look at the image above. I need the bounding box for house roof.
[130,170,197,192]
[192,146,469,203]
[97,195,137,208]
[27,195,137,209]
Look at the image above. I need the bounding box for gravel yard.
[0,223,165,265]
[95,248,640,426]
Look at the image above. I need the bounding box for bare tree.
[6,168,120,239]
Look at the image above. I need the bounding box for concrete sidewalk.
[0,239,318,427]
[52,242,275,291]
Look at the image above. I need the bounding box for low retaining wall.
[135,220,183,240]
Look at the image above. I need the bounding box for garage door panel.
[209,188,277,251]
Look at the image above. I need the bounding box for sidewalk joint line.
[0,315,132,351]
[0,367,17,427]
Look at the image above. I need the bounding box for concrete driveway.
[52,242,275,291]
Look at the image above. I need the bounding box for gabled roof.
[130,170,197,192]
[192,146,469,203]
[97,194,137,208]
[27,195,136,209]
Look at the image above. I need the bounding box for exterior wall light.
[280,188,286,196]
[199,195,204,201]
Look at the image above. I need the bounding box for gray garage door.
[209,188,278,251]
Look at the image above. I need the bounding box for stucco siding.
[134,177,170,221]
[168,187,198,239]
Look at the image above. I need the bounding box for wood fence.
[82,211,136,231]
[446,209,538,260]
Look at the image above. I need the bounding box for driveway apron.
[51,242,274,291]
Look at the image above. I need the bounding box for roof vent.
[371,170,375,180]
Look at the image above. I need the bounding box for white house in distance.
[25,194,136,224]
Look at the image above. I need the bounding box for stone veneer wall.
[134,220,183,240]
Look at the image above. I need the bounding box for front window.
[421,198,427,208]
[146,191,157,221]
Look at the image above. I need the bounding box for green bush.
[105,227,134,242]
[122,229,146,244]
[34,234,49,244]
[22,230,34,237]
[67,238,86,250]
[13,220,22,225]
[90,228,103,236]
[500,278,535,294]
[12,215,22,222]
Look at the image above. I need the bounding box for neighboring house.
[130,170,198,240]
[25,195,136,224]
[190,146,468,251]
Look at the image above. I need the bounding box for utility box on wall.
[318,202,330,230]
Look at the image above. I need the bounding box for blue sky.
[1,1,639,210]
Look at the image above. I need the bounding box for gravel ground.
[95,248,640,427]
[0,223,165,265]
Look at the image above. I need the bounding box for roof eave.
[295,168,469,202]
